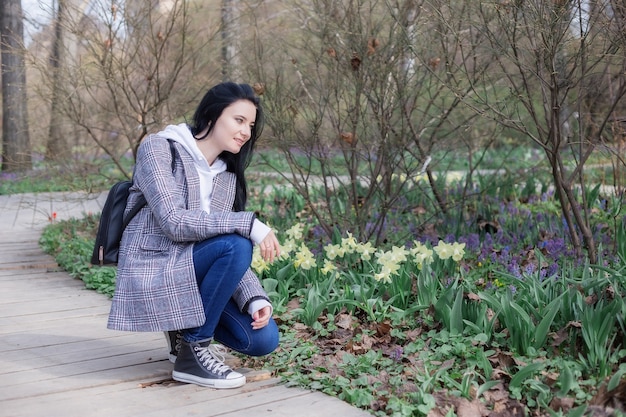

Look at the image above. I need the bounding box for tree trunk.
[45,0,71,162]
[221,0,240,82]
[0,0,31,172]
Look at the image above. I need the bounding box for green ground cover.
[34,169,626,417]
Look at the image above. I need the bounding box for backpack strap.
[122,139,177,229]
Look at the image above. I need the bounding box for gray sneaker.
[172,338,246,389]
[164,330,182,363]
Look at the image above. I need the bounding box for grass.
[0,153,135,196]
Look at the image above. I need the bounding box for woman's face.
[206,99,256,155]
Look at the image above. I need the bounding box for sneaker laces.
[194,343,232,376]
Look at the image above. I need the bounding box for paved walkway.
[0,192,371,417]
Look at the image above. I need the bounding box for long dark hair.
[188,82,264,211]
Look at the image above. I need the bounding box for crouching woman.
[107,82,280,389]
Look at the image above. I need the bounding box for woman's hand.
[259,230,281,263]
[251,305,272,330]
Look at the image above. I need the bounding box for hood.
[157,123,226,173]
[156,123,226,213]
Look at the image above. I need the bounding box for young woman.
[107,82,281,389]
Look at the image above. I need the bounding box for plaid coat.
[107,134,269,332]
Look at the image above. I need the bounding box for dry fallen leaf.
[335,313,354,329]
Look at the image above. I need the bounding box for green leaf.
[607,369,626,392]
[262,278,279,293]
[450,288,464,335]
[477,380,500,398]
[276,263,295,281]
[509,362,544,389]
[557,365,575,396]
[478,291,503,311]
[508,300,532,327]
[568,406,589,417]
[533,296,561,349]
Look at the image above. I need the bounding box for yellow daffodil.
[410,241,434,265]
[294,244,316,270]
[413,174,427,183]
[446,171,465,183]
[374,270,392,283]
[251,252,268,274]
[281,238,297,257]
[375,248,405,281]
[298,256,317,270]
[434,240,453,260]
[391,173,407,182]
[382,246,408,264]
[433,240,465,262]
[451,242,466,262]
[356,241,376,261]
[286,223,304,240]
[324,243,342,260]
[321,259,337,275]
[341,232,358,253]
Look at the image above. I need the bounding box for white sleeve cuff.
[247,299,272,316]
[250,219,272,244]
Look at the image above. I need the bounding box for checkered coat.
[107,135,269,332]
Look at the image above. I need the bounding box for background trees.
[242,0,625,262]
[243,0,496,245]
[3,0,625,260]
[25,0,225,179]
[470,0,626,263]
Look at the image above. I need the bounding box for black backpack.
[91,140,176,266]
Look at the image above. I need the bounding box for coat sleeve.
[233,267,270,313]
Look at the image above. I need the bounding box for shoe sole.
[172,370,246,389]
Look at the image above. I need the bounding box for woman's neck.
[195,136,219,166]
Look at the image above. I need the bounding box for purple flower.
[524,263,536,276]
[0,172,18,181]
[388,346,403,362]
[546,263,559,278]
[460,233,480,253]
[508,261,522,278]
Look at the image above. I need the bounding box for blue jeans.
[183,234,279,357]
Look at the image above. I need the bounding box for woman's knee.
[192,234,252,278]
[224,234,253,259]
[250,320,279,356]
